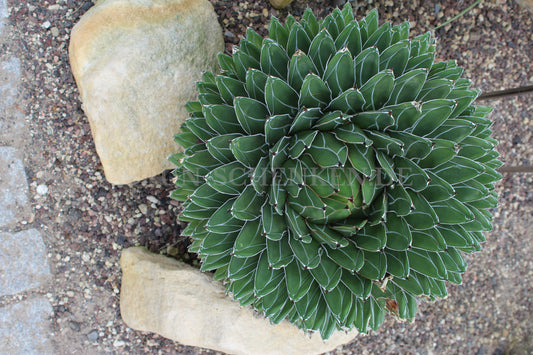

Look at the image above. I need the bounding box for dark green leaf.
[379,40,410,76]
[360,70,395,110]
[234,97,269,135]
[233,219,265,257]
[308,29,336,75]
[232,184,266,220]
[230,134,268,167]
[323,49,355,97]
[299,73,332,109]
[206,199,245,233]
[260,38,290,79]
[357,251,387,280]
[354,47,379,88]
[264,76,299,115]
[205,161,249,195]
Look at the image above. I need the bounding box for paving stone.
[0,229,50,296]
[0,297,53,354]
[0,0,7,33]
[0,147,28,227]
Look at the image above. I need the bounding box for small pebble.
[42,21,51,29]
[51,27,60,37]
[147,195,159,204]
[36,184,49,195]
[87,330,98,342]
[113,339,125,347]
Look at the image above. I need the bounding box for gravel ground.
[0,0,531,353]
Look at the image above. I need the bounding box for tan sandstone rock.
[69,0,223,184]
[120,247,358,355]
[269,0,294,9]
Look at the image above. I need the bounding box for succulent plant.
[170,4,501,340]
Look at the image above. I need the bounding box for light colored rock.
[0,229,50,296]
[516,0,533,13]
[269,0,294,9]
[120,247,358,355]
[0,147,29,227]
[69,0,224,184]
[0,297,53,354]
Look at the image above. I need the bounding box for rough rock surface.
[269,0,294,9]
[120,247,358,355]
[0,147,29,227]
[69,0,224,184]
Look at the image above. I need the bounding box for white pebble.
[36,184,48,195]
[147,195,159,204]
[42,21,51,29]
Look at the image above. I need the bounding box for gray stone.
[0,147,29,227]
[0,297,53,354]
[0,0,7,33]
[0,229,50,296]
[0,57,26,146]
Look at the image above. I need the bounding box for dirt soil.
[1,0,532,353]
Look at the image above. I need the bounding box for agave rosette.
[170,4,501,339]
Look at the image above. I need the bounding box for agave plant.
[170,4,501,339]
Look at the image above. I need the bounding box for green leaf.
[264,76,299,115]
[289,230,323,269]
[324,241,364,272]
[323,49,355,97]
[447,88,479,118]
[352,111,394,131]
[437,224,474,248]
[174,131,197,149]
[347,144,375,178]
[366,130,404,157]
[428,118,476,142]
[270,136,291,170]
[233,219,265,257]
[308,132,348,168]
[361,176,377,206]
[405,52,435,72]
[387,183,412,216]
[387,130,431,159]
[329,88,366,114]
[364,22,391,52]
[261,203,286,241]
[407,248,447,280]
[358,251,387,280]
[206,199,245,233]
[457,136,494,160]
[308,29,336,75]
[453,179,489,202]
[288,185,325,221]
[234,97,269,135]
[295,285,321,321]
[218,52,237,75]
[440,247,467,273]
[410,99,456,136]
[411,228,447,251]
[421,171,455,202]
[230,134,268,168]
[198,93,224,105]
[341,269,372,299]
[255,251,285,296]
[215,75,247,104]
[232,184,266,221]
[335,21,362,56]
[204,104,244,135]
[233,49,260,81]
[308,223,349,248]
[269,172,287,215]
[290,108,322,134]
[186,116,217,141]
[324,283,353,323]
[417,139,456,169]
[285,205,313,243]
[228,254,259,280]
[393,156,430,192]
[314,111,347,131]
[260,38,290,79]
[265,114,292,145]
[205,161,249,195]
[299,73,332,109]
[431,197,475,224]
[269,16,289,48]
[359,8,378,43]
[246,68,268,102]
[182,149,222,177]
[384,213,411,250]
[353,223,386,252]
[290,130,317,159]
[190,183,230,208]
[388,68,428,104]
[385,249,409,278]
[333,122,371,145]
[309,256,343,291]
[404,190,438,230]
[288,50,317,92]
[206,133,241,164]
[266,233,294,269]
[360,70,395,110]
[388,101,421,131]
[285,260,314,302]
[181,200,215,220]
[354,47,379,88]
[433,156,484,184]
[302,8,320,38]
[287,22,312,56]
[379,40,410,76]
[417,78,453,101]
[200,253,230,271]
[282,158,304,198]
[239,37,261,60]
